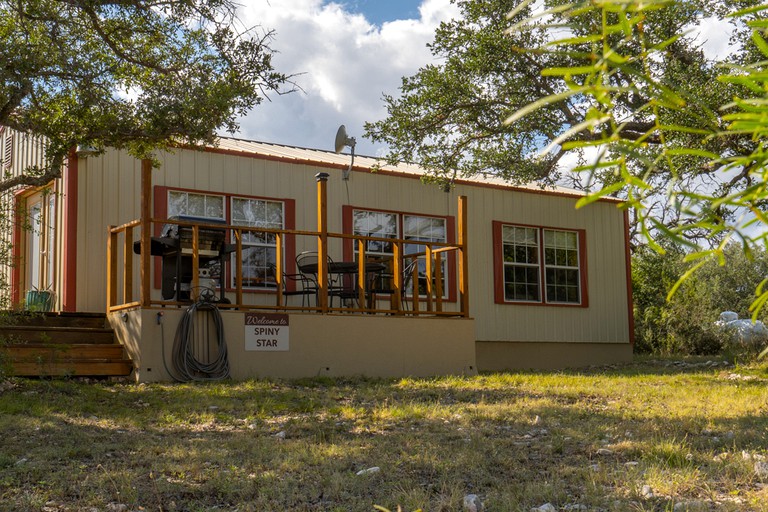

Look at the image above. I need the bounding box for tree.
[364,0,759,247]
[633,242,768,355]
[0,0,292,191]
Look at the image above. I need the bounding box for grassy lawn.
[1,358,767,512]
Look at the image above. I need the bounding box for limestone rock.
[463,494,483,512]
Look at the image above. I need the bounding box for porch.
[105,168,476,382]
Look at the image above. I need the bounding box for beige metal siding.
[0,129,62,309]
[457,182,629,344]
[75,146,631,346]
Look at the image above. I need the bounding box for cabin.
[0,128,633,381]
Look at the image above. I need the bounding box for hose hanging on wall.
[169,297,230,382]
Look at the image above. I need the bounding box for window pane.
[168,191,186,217]
[231,197,284,289]
[187,194,205,217]
[167,191,224,220]
[538,228,581,303]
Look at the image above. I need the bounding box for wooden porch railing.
[106,176,469,317]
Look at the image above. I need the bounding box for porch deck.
[103,171,475,382]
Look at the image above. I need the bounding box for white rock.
[106,504,128,512]
[532,503,557,512]
[755,461,768,478]
[742,450,752,461]
[589,464,600,472]
[625,461,640,467]
[533,415,542,425]
[564,505,588,511]
[674,500,711,511]
[273,430,286,440]
[641,485,654,498]
[463,494,483,512]
[596,448,614,456]
[356,466,381,476]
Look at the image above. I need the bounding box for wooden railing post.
[392,242,402,313]
[316,173,329,313]
[276,232,284,307]
[425,247,434,313]
[191,225,200,299]
[107,226,117,311]
[140,159,152,307]
[357,240,367,309]
[435,251,443,313]
[410,256,420,315]
[235,229,243,307]
[458,195,469,317]
[123,226,133,304]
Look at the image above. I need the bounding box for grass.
[0,358,767,511]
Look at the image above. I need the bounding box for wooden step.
[0,312,133,378]
[6,344,127,360]
[2,344,133,377]
[0,326,115,344]
[8,360,134,377]
[0,312,106,329]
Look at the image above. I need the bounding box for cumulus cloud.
[232,0,460,156]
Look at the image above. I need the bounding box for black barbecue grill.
[134,216,233,302]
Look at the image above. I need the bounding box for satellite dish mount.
[334,125,356,180]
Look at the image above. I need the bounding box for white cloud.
[231,0,460,156]
[688,15,739,61]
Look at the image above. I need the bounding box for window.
[231,197,284,289]
[543,229,581,303]
[158,187,293,293]
[501,226,541,302]
[348,208,451,298]
[168,191,224,220]
[494,222,587,306]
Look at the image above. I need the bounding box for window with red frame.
[349,208,451,298]
[163,189,288,290]
[495,222,586,306]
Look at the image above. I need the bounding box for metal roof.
[210,136,612,201]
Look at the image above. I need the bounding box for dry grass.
[1,358,767,511]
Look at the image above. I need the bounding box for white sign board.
[244,313,289,351]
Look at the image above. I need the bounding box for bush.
[633,243,768,357]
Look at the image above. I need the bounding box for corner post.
[140,159,152,307]
[107,226,117,311]
[316,173,329,313]
[458,195,469,317]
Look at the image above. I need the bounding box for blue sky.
[235,0,460,157]
[339,0,423,25]
[234,1,733,160]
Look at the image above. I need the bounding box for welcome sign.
[244,313,289,351]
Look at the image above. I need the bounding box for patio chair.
[295,251,355,308]
[369,258,420,311]
[269,264,316,310]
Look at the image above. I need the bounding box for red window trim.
[341,205,457,303]
[492,220,589,308]
[153,186,297,294]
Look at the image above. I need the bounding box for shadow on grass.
[1,360,767,511]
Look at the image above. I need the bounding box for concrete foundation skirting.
[110,308,477,382]
[475,340,633,372]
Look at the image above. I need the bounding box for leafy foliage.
[365,0,759,245]
[0,0,293,191]
[633,242,768,355]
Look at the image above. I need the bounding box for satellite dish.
[334,125,356,180]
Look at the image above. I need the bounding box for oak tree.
[0,0,292,192]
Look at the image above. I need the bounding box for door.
[23,190,56,298]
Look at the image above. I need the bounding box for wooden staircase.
[0,312,134,378]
